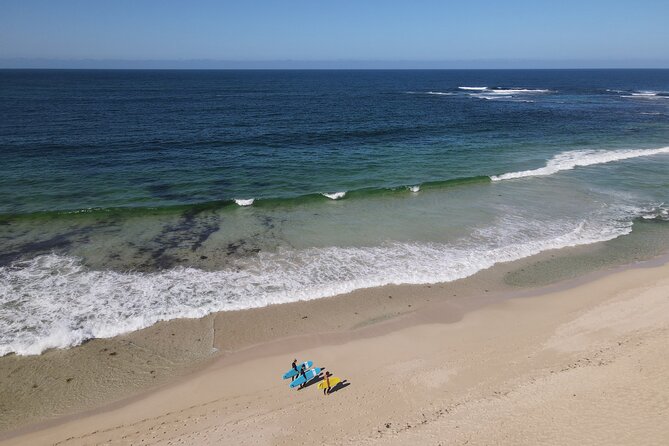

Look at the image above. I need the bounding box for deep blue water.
[0,69,668,355]
[1,69,668,213]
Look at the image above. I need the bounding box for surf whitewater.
[2,199,668,356]
[0,210,642,356]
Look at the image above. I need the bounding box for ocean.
[1,69,668,356]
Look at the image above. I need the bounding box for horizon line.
[2,58,669,70]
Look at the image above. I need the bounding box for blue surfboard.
[282,361,313,379]
[290,368,321,388]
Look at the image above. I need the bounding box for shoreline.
[2,246,669,444]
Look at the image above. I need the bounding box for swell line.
[0,176,492,221]
[2,146,667,220]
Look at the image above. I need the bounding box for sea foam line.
[0,210,640,356]
[491,146,669,181]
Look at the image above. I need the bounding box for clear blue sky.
[1,0,668,68]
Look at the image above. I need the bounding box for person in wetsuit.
[291,359,298,381]
[298,364,307,389]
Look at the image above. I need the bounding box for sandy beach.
[1,253,668,445]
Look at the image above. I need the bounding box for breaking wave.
[491,147,669,181]
[322,191,347,200]
[234,198,255,206]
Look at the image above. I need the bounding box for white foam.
[491,146,669,181]
[632,90,665,96]
[469,93,541,102]
[408,185,420,193]
[640,204,669,220]
[234,198,254,206]
[0,209,641,356]
[426,91,454,96]
[470,94,501,100]
[622,90,668,100]
[461,87,549,96]
[489,88,550,95]
[322,191,346,200]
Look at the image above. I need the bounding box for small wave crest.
[408,185,420,193]
[322,191,346,200]
[489,88,550,95]
[620,90,668,100]
[405,91,454,96]
[491,146,669,181]
[460,86,550,94]
[467,87,550,101]
[470,94,503,100]
[234,198,255,206]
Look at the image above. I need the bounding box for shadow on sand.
[326,380,350,394]
[299,372,324,390]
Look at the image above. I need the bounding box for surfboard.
[282,361,313,379]
[317,377,341,390]
[290,368,321,388]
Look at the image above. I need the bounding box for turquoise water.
[0,69,668,355]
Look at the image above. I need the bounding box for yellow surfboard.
[317,377,341,390]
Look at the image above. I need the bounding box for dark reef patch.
[134,207,222,270]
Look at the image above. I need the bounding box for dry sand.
[2,257,668,445]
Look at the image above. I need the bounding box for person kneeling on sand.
[323,371,333,396]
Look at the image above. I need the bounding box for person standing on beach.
[298,364,307,389]
[291,359,298,381]
[323,371,333,395]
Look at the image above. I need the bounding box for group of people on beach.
[290,359,336,395]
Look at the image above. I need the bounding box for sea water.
[1,69,668,355]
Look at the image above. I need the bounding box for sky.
[1,0,668,68]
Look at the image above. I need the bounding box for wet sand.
[1,247,669,444]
